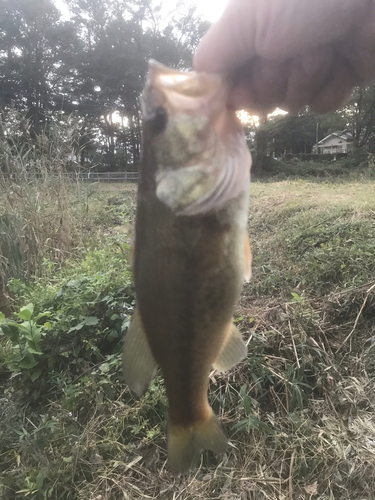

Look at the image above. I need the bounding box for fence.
[1,171,140,183]
[69,171,140,182]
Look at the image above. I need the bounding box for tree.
[261,108,348,157]
[0,0,81,131]
[342,84,375,149]
[0,0,210,171]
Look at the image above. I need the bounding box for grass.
[1,178,375,499]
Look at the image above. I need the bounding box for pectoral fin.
[213,323,247,372]
[244,231,252,282]
[122,307,158,396]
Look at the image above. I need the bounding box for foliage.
[0,0,209,171]
[0,214,24,312]
[0,303,51,382]
[0,229,134,395]
[342,83,375,149]
[253,153,372,180]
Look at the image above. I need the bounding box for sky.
[54,0,228,23]
[192,0,227,22]
[53,0,284,123]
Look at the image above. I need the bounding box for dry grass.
[1,179,375,499]
[95,182,138,193]
[0,115,89,312]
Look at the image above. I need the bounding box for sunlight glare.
[238,108,288,127]
[237,110,259,127]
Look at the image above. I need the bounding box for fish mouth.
[148,59,220,97]
[141,59,225,121]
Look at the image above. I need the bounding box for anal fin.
[244,231,252,282]
[122,307,158,396]
[213,322,247,372]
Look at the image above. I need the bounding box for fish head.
[141,59,225,168]
[141,60,251,216]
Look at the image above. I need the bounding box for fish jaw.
[141,59,251,216]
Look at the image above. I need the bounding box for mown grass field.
[1,178,375,500]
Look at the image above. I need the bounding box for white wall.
[317,135,349,153]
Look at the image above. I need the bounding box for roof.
[317,129,353,145]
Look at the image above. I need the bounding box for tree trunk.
[253,115,268,176]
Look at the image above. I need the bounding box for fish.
[122,59,252,474]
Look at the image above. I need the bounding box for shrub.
[0,236,134,399]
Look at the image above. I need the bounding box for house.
[313,130,353,154]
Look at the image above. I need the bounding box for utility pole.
[315,122,319,154]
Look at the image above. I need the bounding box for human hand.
[193,0,375,114]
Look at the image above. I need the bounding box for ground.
[1,178,375,500]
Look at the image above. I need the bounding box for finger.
[281,47,335,113]
[227,84,257,113]
[194,0,368,73]
[308,58,356,113]
[254,0,368,61]
[228,58,289,114]
[194,0,256,73]
[341,1,375,83]
[247,58,289,112]
[228,49,355,114]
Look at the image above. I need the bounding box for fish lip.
[141,59,226,120]
[147,59,204,93]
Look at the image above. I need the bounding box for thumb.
[194,0,367,73]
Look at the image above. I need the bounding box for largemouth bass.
[122,60,252,474]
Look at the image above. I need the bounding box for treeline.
[249,84,375,166]
[3,0,375,175]
[0,0,209,171]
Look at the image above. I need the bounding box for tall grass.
[0,111,84,310]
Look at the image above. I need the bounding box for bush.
[253,152,371,180]
[283,152,351,162]
[0,234,134,399]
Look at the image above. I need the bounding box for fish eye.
[148,106,168,135]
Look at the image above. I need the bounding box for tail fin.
[168,412,227,474]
